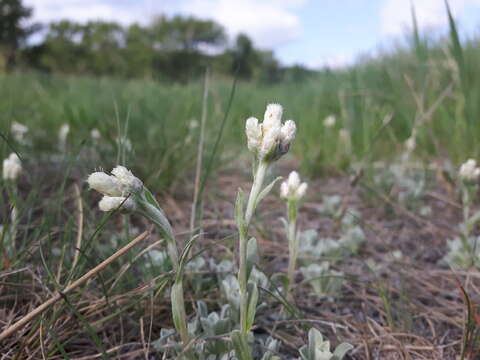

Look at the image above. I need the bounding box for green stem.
[238,160,268,336]
[286,200,298,299]
[137,198,190,346]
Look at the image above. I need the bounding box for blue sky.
[25,0,480,68]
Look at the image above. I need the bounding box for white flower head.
[280,120,296,144]
[58,123,70,148]
[323,115,336,128]
[263,103,283,132]
[98,196,136,212]
[405,136,416,153]
[459,159,480,182]
[87,165,143,197]
[245,117,262,152]
[245,103,296,161]
[280,171,308,201]
[91,128,101,140]
[188,119,199,130]
[11,122,28,143]
[3,153,22,181]
[87,172,122,196]
[111,165,143,194]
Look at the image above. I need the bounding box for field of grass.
[2,11,480,360]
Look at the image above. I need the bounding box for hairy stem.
[286,200,298,299]
[139,200,190,346]
[239,160,267,336]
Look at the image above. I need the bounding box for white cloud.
[177,0,305,48]
[25,0,306,49]
[381,0,480,36]
[24,0,171,26]
[305,52,355,70]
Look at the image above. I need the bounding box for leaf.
[332,343,354,360]
[231,330,253,360]
[176,234,200,282]
[254,176,282,211]
[246,237,258,281]
[235,188,246,234]
[246,282,258,331]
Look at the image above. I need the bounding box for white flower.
[11,122,28,143]
[111,165,143,194]
[2,153,22,181]
[280,120,296,144]
[245,117,263,152]
[91,128,101,140]
[263,103,283,132]
[245,103,296,161]
[87,172,122,196]
[405,136,416,152]
[280,171,308,200]
[87,165,143,197]
[323,115,336,128]
[259,125,280,158]
[459,159,480,182]
[188,119,199,130]
[58,123,70,149]
[98,196,136,212]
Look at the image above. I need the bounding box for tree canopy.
[0,0,315,83]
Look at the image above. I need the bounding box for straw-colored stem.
[190,67,210,234]
[0,231,149,342]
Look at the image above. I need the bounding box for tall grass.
[2,7,480,186]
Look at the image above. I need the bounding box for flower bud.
[245,117,262,152]
[98,196,136,212]
[405,136,416,153]
[87,172,122,197]
[58,123,70,149]
[323,115,336,128]
[280,171,307,201]
[91,128,101,141]
[111,165,143,195]
[2,153,22,181]
[245,103,296,162]
[263,103,283,132]
[11,122,28,143]
[280,120,296,145]
[459,159,480,182]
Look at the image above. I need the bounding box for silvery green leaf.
[299,344,308,360]
[171,281,188,341]
[279,217,288,234]
[332,343,353,360]
[235,189,246,233]
[254,176,282,211]
[231,330,253,360]
[246,282,258,331]
[246,237,258,280]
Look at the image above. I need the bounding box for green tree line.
[0,0,315,82]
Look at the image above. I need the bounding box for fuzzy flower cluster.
[11,122,28,143]
[2,153,22,181]
[280,171,308,201]
[245,104,296,161]
[459,159,480,182]
[87,166,143,212]
[323,115,336,128]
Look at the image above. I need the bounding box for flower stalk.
[87,166,190,347]
[280,171,307,299]
[234,104,297,359]
[238,160,267,336]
